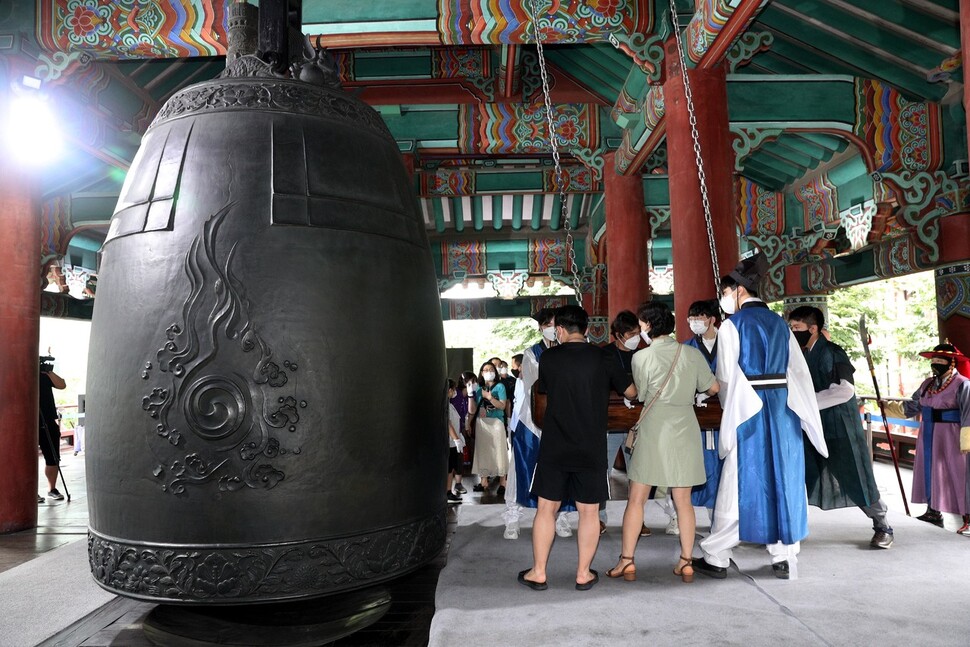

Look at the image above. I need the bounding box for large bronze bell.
[84,50,447,605]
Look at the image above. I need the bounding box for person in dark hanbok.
[788,306,893,549]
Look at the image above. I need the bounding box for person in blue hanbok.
[683,299,723,514]
[693,253,826,581]
[504,308,575,540]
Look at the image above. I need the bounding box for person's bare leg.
[45,465,58,491]
[671,487,695,578]
[610,481,648,574]
[525,496,559,584]
[576,502,600,585]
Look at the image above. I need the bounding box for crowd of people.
[444,253,970,590]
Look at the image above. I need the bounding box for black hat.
[728,252,768,292]
[532,307,555,325]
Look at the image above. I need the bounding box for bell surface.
[85,69,448,605]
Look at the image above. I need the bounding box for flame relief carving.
[141,206,305,495]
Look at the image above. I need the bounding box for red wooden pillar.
[664,41,739,341]
[0,158,42,533]
[604,151,649,321]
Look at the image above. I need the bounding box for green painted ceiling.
[4,0,964,293]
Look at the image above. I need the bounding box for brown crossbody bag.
[624,344,682,454]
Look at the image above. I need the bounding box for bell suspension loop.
[669,0,721,301]
[527,0,583,306]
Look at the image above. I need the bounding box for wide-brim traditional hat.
[918,342,967,361]
[920,343,970,378]
[728,251,768,292]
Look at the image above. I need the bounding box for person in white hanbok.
[693,254,826,581]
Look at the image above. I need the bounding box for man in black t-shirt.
[518,305,636,592]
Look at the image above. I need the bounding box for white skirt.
[471,417,509,477]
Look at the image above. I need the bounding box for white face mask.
[689,320,709,336]
[541,326,557,341]
[639,331,653,346]
[719,292,737,315]
[482,371,496,382]
[622,335,640,351]
[499,367,508,376]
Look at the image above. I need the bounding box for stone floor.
[1,441,952,646]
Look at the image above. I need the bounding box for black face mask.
[511,369,520,378]
[930,364,950,378]
[792,330,813,348]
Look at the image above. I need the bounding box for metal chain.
[669,0,721,299]
[527,0,583,305]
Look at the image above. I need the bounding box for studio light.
[2,81,64,167]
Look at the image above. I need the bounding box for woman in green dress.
[607,302,719,583]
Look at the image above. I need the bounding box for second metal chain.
[527,0,582,305]
[669,0,722,300]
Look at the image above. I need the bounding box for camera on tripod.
[40,355,55,372]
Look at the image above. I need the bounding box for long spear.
[859,314,910,516]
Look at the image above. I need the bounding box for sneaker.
[555,513,573,538]
[472,483,485,492]
[446,491,462,504]
[47,489,64,501]
[639,524,652,537]
[870,529,893,548]
[504,522,520,540]
[37,495,45,504]
[454,482,467,494]
[665,517,680,536]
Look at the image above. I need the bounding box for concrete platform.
[1,454,964,646]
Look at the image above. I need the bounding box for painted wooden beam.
[899,0,959,24]
[615,0,769,175]
[726,75,857,123]
[744,151,806,179]
[347,72,605,105]
[762,29,879,78]
[758,141,820,170]
[758,4,946,100]
[774,134,835,162]
[771,1,942,75]
[816,0,959,56]
[742,156,801,184]
[748,52,814,75]
[740,170,784,191]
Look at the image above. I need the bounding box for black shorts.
[39,420,60,466]
[530,463,608,505]
[448,447,462,473]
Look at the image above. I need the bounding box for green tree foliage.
[490,317,541,355]
[820,271,937,396]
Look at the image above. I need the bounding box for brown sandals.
[607,555,636,581]
[674,555,694,583]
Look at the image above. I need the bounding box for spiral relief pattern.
[142,207,303,495]
[183,375,247,440]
